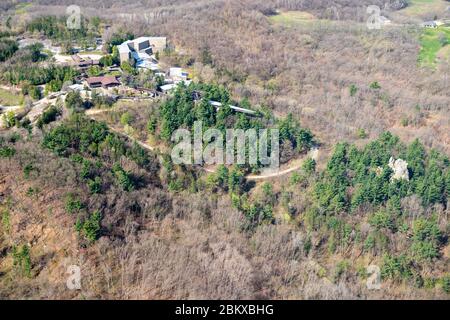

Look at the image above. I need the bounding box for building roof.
[160,84,177,92]
[86,76,120,87]
[169,67,189,78]
[118,36,167,55]
[423,21,438,26]
[118,43,131,54]
[209,101,257,115]
[101,76,120,87]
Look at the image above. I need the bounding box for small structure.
[133,52,160,71]
[71,55,99,69]
[422,21,438,28]
[209,101,257,115]
[169,67,189,83]
[160,83,177,94]
[86,76,120,89]
[388,157,409,182]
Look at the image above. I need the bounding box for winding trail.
[2,90,321,180]
[86,109,156,151]
[247,147,319,180]
[87,108,320,180]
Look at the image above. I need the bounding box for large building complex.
[118,37,167,70]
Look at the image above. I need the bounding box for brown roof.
[86,77,103,85]
[101,76,120,86]
[86,76,120,87]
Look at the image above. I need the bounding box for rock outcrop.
[388,157,409,182]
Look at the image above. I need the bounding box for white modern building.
[169,67,189,84]
[118,37,167,69]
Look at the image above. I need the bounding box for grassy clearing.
[269,11,317,27]
[0,88,23,106]
[79,50,103,56]
[105,71,122,77]
[400,0,448,17]
[418,26,450,67]
[436,45,450,63]
[15,3,32,15]
[268,10,354,32]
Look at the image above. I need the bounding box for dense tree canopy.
[0,38,18,62]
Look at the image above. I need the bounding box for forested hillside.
[0,0,448,300]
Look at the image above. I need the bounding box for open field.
[399,0,449,18]
[0,88,23,106]
[15,3,32,15]
[436,43,450,63]
[268,11,317,26]
[267,10,364,31]
[418,26,450,67]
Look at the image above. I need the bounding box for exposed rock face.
[388,157,409,182]
[388,0,408,10]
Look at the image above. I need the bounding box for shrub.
[410,241,439,261]
[369,210,395,231]
[120,112,132,126]
[381,254,413,282]
[412,218,441,242]
[147,116,157,134]
[37,105,61,129]
[45,79,62,94]
[1,209,10,233]
[440,275,450,294]
[76,211,102,243]
[65,194,84,214]
[23,163,35,179]
[87,177,102,194]
[244,203,273,225]
[228,166,245,194]
[409,217,442,261]
[369,81,381,89]
[0,38,18,62]
[349,84,358,97]
[401,118,409,127]
[30,86,42,100]
[0,146,16,158]
[333,260,350,282]
[12,245,32,277]
[112,163,134,191]
[302,158,316,174]
[80,159,92,180]
[357,128,367,139]
[364,233,376,252]
[2,111,16,128]
[65,91,84,110]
